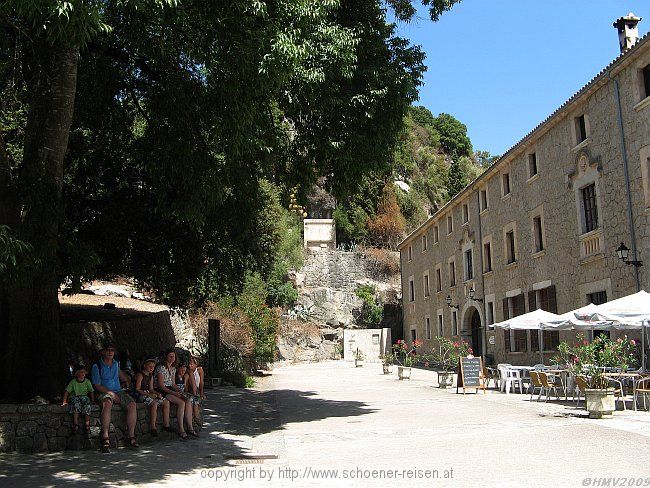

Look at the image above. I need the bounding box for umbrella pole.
[643,323,647,371]
[539,329,543,364]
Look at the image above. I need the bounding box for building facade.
[399,18,650,365]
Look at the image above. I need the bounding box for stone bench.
[0,401,202,453]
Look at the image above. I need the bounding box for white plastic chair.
[498,365,524,394]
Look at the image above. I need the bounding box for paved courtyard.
[1,361,649,487]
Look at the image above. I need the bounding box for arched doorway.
[470,309,482,357]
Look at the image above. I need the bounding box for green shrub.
[355,284,383,328]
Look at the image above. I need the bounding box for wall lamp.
[467,287,484,303]
[445,294,459,309]
[616,242,643,268]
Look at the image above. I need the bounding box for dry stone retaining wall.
[0,402,201,453]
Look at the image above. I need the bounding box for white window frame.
[437,309,444,337]
[451,310,458,336]
[423,270,430,298]
[501,171,511,198]
[482,235,493,273]
[448,256,456,287]
[531,205,546,255]
[503,222,517,265]
[479,187,489,213]
[528,151,538,180]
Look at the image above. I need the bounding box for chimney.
[613,13,642,53]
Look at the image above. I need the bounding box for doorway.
[470,309,482,357]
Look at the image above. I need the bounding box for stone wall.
[61,311,176,363]
[300,250,371,291]
[0,402,201,453]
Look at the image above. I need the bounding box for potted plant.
[354,348,365,367]
[380,352,394,374]
[557,334,637,418]
[429,337,472,388]
[392,339,422,380]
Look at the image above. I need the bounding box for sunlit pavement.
[1,361,649,488]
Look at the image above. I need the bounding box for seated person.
[91,342,138,450]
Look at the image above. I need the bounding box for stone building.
[398,15,650,365]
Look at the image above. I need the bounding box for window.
[421,234,428,252]
[575,114,587,144]
[587,290,607,305]
[449,259,456,287]
[642,147,650,209]
[407,245,413,261]
[479,188,488,212]
[452,310,458,336]
[581,183,598,233]
[435,266,442,293]
[644,65,650,99]
[528,153,538,178]
[486,301,494,326]
[462,203,469,223]
[503,293,526,352]
[464,249,473,281]
[425,316,432,340]
[423,271,430,298]
[505,230,516,264]
[483,241,492,273]
[447,214,453,235]
[533,215,544,253]
[433,225,439,243]
[410,329,417,342]
[408,277,415,302]
[529,285,558,351]
[437,312,444,337]
[502,172,511,196]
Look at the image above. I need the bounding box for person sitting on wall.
[91,343,139,451]
[134,359,170,437]
[187,356,205,426]
[62,365,95,438]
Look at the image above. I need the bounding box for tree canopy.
[0,0,463,400]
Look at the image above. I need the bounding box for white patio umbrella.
[492,309,567,363]
[579,291,650,371]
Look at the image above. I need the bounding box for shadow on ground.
[0,382,374,487]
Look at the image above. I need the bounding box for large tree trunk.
[0,43,79,402]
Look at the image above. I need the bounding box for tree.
[432,113,473,160]
[0,0,463,400]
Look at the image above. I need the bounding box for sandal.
[179,432,188,440]
[101,436,111,453]
[128,436,139,449]
[187,430,200,438]
[162,426,174,433]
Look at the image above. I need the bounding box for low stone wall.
[0,401,201,453]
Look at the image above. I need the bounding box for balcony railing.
[579,228,604,260]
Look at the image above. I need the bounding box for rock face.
[278,249,401,362]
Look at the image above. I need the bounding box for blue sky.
[394,1,649,155]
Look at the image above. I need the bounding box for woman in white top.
[155,349,197,439]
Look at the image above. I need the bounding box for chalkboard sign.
[457,356,486,394]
